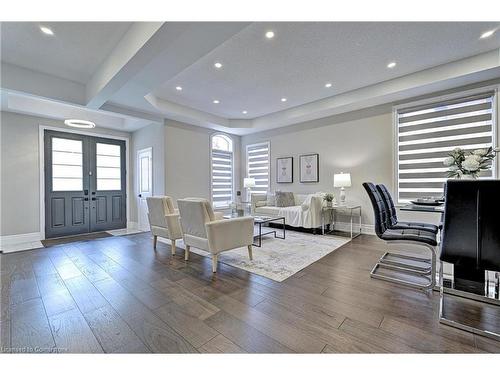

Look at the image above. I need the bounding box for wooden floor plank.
[1,232,497,353]
[198,334,246,353]
[48,309,103,353]
[10,298,56,353]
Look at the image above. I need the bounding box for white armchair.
[177,198,254,273]
[146,196,183,255]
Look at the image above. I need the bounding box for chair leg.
[212,254,218,273]
[247,245,253,261]
[171,239,176,256]
[153,235,157,250]
[184,245,190,261]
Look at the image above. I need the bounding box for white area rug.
[160,231,350,282]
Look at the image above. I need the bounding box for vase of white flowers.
[443,147,499,179]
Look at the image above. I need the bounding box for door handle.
[91,197,96,201]
[84,189,88,195]
[91,192,96,195]
[138,194,142,198]
[84,198,89,201]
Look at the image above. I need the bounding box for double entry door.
[44,130,126,238]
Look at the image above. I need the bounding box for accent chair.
[146,196,183,255]
[177,198,254,273]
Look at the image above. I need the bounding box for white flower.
[443,156,455,166]
[473,148,488,156]
[462,156,480,172]
[453,147,462,154]
[449,165,458,171]
[494,147,500,153]
[472,154,483,162]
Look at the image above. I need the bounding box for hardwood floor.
[1,233,499,353]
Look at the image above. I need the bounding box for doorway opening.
[44,130,127,239]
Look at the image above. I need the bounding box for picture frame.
[276,157,293,183]
[299,153,319,183]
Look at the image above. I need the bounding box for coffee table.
[223,213,285,247]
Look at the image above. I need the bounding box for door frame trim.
[39,125,131,240]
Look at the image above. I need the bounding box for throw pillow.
[275,191,295,207]
[266,193,276,206]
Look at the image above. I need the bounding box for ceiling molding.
[144,49,500,135]
[85,22,164,109]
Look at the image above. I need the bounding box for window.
[246,142,270,194]
[96,143,121,191]
[52,137,83,191]
[211,134,233,208]
[396,91,496,203]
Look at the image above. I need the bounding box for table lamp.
[334,172,351,204]
[244,177,256,201]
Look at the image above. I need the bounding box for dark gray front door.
[44,130,126,238]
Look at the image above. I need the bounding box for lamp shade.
[244,177,256,188]
[334,173,351,188]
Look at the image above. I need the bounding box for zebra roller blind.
[246,142,270,195]
[211,149,233,208]
[396,91,496,203]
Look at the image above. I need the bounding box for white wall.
[164,120,241,206]
[0,111,130,236]
[241,84,500,228]
[130,122,165,223]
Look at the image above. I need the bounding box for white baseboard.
[127,221,139,230]
[333,221,375,236]
[0,232,43,253]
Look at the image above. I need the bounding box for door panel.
[45,131,90,238]
[44,130,126,238]
[137,148,152,232]
[89,137,127,232]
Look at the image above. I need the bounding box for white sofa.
[250,192,323,231]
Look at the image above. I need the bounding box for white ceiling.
[152,22,500,119]
[1,22,500,134]
[1,22,132,83]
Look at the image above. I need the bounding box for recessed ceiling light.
[480,29,496,39]
[64,119,95,129]
[265,31,275,39]
[40,26,54,36]
[387,62,397,69]
[175,86,182,91]
[242,110,248,114]
[281,98,287,102]
[213,100,220,104]
[325,82,332,88]
[214,62,223,69]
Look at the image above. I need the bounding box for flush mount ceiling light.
[242,110,248,114]
[325,82,332,88]
[175,86,182,91]
[213,99,220,104]
[214,62,223,69]
[387,61,397,69]
[281,98,287,102]
[480,29,496,39]
[265,31,275,39]
[64,119,96,129]
[40,26,54,35]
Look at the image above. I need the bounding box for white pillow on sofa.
[266,193,276,206]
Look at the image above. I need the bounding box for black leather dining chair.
[438,179,500,340]
[376,184,438,234]
[375,184,439,273]
[363,182,438,290]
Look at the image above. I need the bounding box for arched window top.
[211,134,233,152]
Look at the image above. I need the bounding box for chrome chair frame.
[370,240,437,291]
[438,261,500,341]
